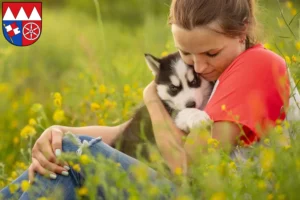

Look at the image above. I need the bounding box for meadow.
[1,0,300,199]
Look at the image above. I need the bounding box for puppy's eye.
[170,85,179,92]
[190,79,198,86]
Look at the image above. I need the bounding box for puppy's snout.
[185,101,196,108]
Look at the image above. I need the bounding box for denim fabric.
[0,133,175,200]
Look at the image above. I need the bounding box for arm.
[143,82,240,174]
[52,119,132,145]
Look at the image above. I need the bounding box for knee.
[62,133,102,156]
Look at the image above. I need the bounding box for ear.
[144,54,160,76]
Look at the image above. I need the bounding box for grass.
[0,0,300,199]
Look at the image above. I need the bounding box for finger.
[31,158,58,179]
[35,151,69,175]
[50,127,64,157]
[28,164,35,184]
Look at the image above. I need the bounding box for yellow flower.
[78,186,88,196]
[21,180,30,192]
[132,165,149,182]
[291,9,297,16]
[295,41,300,51]
[228,161,236,170]
[292,55,297,62]
[80,154,91,165]
[53,92,62,100]
[161,51,169,57]
[284,56,291,65]
[267,194,274,200]
[260,148,275,171]
[149,152,160,162]
[13,136,19,145]
[175,195,192,200]
[72,164,81,172]
[29,118,37,126]
[275,125,283,134]
[37,198,48,200]
[53,109,65,123]
[286,1,293,9]
[174,167,183,176]
[20,125,37,138]
[124,84,131,93]
[210,192,226,200]
[264,43,271,49]
[257,180,266,190]
[207,138,219,148]
[98,118,105,125]
[98,84,107,94]
[90,102,101,111]
[277,18,284,27]
[221,104,226,111]
[9,183,19,194]
[11,171,18,179]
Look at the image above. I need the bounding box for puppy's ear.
[144,54,160,76]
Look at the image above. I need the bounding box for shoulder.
[219,44,287,82]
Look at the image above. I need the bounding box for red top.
[204,44,290,145]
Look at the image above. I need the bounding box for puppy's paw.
[175,108,211,133]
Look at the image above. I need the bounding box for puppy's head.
[145,52,213,111]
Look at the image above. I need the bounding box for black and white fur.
[112,52,214,161]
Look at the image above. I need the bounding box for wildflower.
[286,1,293,9]
[149,152,160,162]
[161,51,169,57]
[260,148,274,171]
[37,198,48,200]
[78,186,88,196]
[116,162,121,167]
[296,41,300,51]
[210,192,226,200]
[20,125,36,138]
[277,18,284,27]
[221,104,226,111]
[53,92,62,107]
[283,145,291,150]
[53,109,65,123]
[99,84,107,94]
[228,161,236,170]
[13,136,19,145]
[98,118,105,125]
[264,43,271,49]
[11,171,17,179]
[21,180,30,192]
[175,195,192,200]
[124,84,131,93]
[274,125,283,134]
[207,138,220,148]
[174,167,183,176]
[257,180,266,190]
[80,155,91,165]
[29,118,37,126]
[284,56,291,65]
[264,138,270,145]
[9,183,19,194]
[291,9,297,16]
[72,164,81,172]
[132,165,149,182]
[267,194,274,200]
[90,102,101,111]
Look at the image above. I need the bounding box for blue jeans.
[0,134,176,199]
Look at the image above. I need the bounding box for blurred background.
[0,0,299,187]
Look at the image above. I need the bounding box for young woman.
[0,0,290,199]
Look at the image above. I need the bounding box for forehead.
[171,22,227,53]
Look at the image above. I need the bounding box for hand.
[143,81,159,104]
[28,126,70,183]
[175,108,211,133]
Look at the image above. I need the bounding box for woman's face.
[172,22,246,81]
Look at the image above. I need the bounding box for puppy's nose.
[186,101,196,108]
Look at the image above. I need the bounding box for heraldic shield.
[2,2,42,46]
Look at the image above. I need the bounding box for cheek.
[180,54,193,65]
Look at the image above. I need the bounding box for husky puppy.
[112,52,213,161]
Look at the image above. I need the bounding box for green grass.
[0,1,300,199]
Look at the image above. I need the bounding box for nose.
[193,55,208,74]
[186,101,196,108]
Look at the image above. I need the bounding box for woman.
[0,0,290,199]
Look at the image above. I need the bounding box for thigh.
[63,133,176,199]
